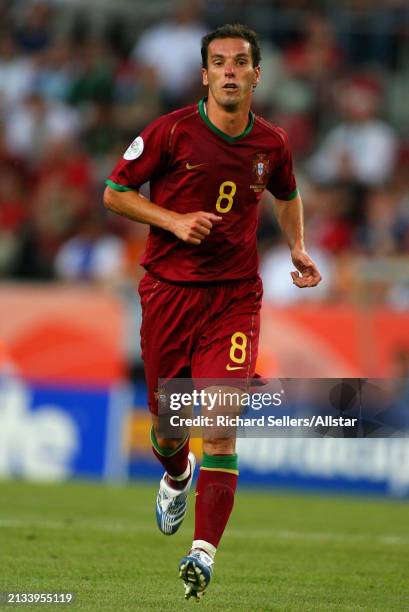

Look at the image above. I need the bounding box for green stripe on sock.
[150,427,188,457]
[202,453,238,471]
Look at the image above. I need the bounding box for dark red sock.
[194,454,238,548]
[151,428,190,481]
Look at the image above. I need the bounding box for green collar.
[198,98,254,143]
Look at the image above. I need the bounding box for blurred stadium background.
[1,0,409,499]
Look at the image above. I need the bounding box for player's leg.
[138,274,199,534]
[150,414,196,533]
[151,416,191,488]
[179,435,237,600]
[179,278,262,599]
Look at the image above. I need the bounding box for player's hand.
[290,247,322,288]
[170,211,222,245]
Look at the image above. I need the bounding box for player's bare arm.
[273,192,322,288]
[103,186,222,245]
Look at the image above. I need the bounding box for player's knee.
[152,418,182,451]
[154,432,182,451]
[203,437,236,456]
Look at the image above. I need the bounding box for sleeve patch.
[123,136,144,160]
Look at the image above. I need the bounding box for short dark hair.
[201,24,261,69]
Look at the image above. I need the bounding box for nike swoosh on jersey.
[186,162,207,170]
[226,364,245,371]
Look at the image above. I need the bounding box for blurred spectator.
[114,64,164,133]
[54,214,125,283]
[387,273,409,310]
[82,101,122,158]
[0,0,13,31]
[270,109,315,160]
[34,135,93,198]
[258,14,346,160]
[330,0,407,71]
[392,150,409,253]
[0,123,28,176]
[4,92,81,161]
[32,39,75,102]
[32,137,93,234]
[14,1,54,54]
[252,41,283,113]
[0,0,406,311]
[132,0,206,107]
[304,184,355,254]
[0,167,28,276]
[261,237,334,305]
[283,12,344,82]
[0,32,35,111]
[307,76,398,186]
[5,137,93,279]
[255,40,317,159]
[67,38,115,106]
[361,186,401,254]
[392,348,409,378]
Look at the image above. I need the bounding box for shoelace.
[189,550,214,568]
[159,489,186,511]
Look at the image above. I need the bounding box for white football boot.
[179,548,214,600]
[155,452,196,535]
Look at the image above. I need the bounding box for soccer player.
[104,24,321,600]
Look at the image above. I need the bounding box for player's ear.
[253,65,261,89]
[202,68,208,86]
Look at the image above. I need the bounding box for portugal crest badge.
[252,154,270,184]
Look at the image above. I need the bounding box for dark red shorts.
[138,273,263,414]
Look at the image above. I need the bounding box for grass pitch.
[0,480,408,611]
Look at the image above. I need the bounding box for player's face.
[202,38,260,110]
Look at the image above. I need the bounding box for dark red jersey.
[107,98,297,283]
